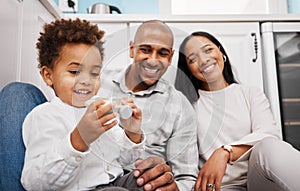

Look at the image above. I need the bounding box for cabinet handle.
[251,33,258,63]
[17,0,23,2]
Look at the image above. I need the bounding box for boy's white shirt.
[21,96,145,191]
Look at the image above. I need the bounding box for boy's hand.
[71,99,117,151]
[119,98,142,143]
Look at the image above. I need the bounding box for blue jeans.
[0,82,47,190]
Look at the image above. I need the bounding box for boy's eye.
[69,70,78,75]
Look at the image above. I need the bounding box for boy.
[21,18,144,191]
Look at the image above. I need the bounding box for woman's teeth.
[203,65,214,73]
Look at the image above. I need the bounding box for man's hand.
[133,157,179,191]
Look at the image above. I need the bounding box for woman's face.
[184,36,225,87]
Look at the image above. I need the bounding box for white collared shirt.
[98,66,199,191]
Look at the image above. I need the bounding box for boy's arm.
[119,97,143,144]
[124,128,143,144]
[21,110,90,191]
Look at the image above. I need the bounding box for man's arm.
[132,92,199,191]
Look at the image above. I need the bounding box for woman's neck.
[203,78,228,91]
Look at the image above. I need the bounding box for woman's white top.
[194,83,281,188]
[21,97,144,191]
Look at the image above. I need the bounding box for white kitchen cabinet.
[128,22,263,88]
[0,0,23,89]
[93,23,130,89]
[56,14,266,90]
[20,0,57,99]
[21,0,55,85]
[96,23,129,72]
[0,0,59,98]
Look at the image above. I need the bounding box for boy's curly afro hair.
[37,18,105,68]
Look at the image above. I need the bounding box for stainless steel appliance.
[262,22,300,150]
[87,3,121,14]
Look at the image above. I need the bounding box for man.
[99,20,199,191]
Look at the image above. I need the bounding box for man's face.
[129,27,174,87]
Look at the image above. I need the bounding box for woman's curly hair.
[37,18,105,68]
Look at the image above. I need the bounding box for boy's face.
[42,43,102,107]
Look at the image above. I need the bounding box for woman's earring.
[223,55,227,62]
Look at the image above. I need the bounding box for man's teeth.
[145,67,158,74]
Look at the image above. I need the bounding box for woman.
[175,31,300,191]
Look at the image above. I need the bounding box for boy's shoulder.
[26,97,67,117]
[28,101,51,114]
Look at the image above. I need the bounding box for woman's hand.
[71,99,117,151]
[194,148,229,191]
[194,145,252,191]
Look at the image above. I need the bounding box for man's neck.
[131,82,151,92]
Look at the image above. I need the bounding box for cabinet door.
[20,0,56,100]
[92,23,129,89]
[0,0,22,89]
[129,22,263,88]
[96,23,129,72]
